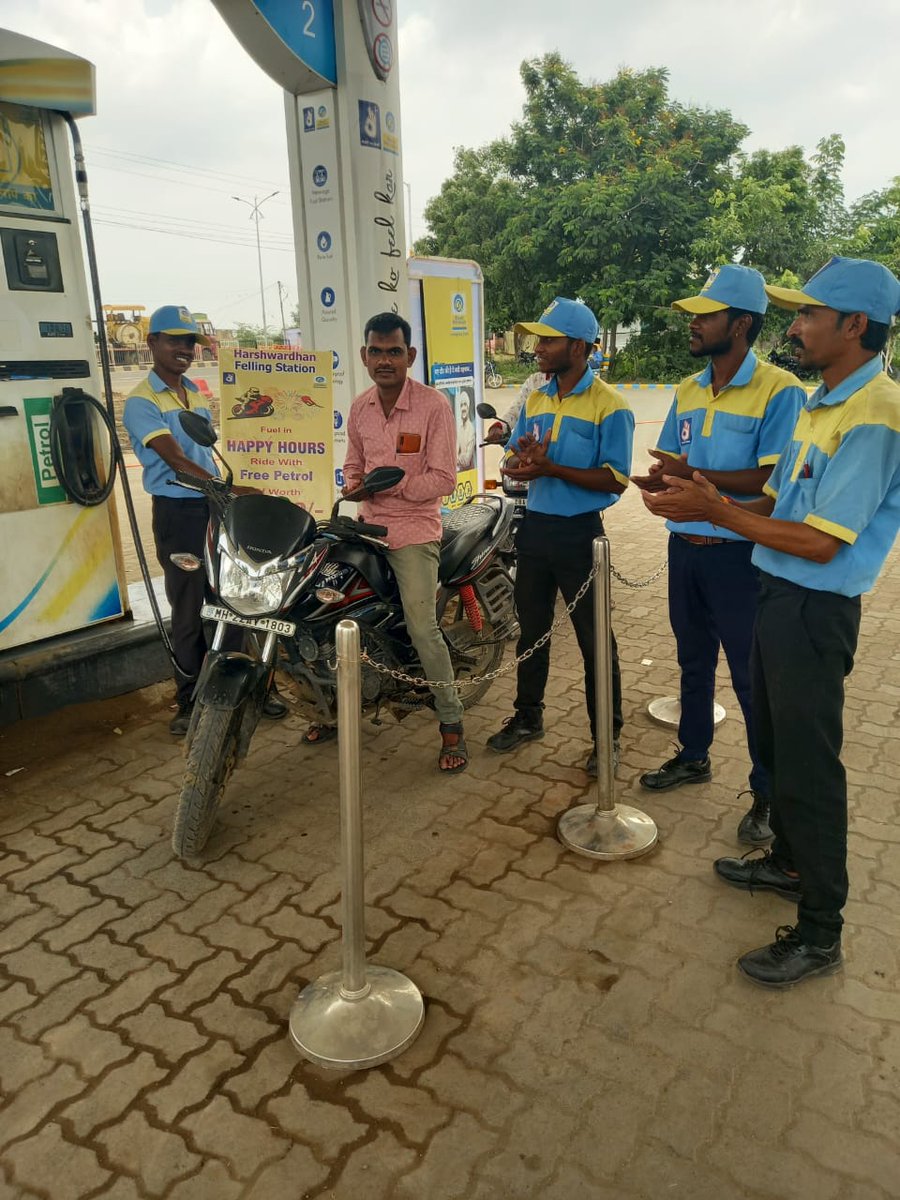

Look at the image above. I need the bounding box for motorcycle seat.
[225,494,317,564]
[439,499,508,583]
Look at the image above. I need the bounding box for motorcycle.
[231,387,275,418]
[767,347,818,381]
[168,412,517,858]
[477,400,526,579]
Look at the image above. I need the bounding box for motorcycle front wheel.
[172,704,241,858]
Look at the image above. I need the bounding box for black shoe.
[586,741,620,775]
[262,689,288,720]
[639,753,711,791]
[737,789,773,845]
[487,713,544,753]
[169,703,193,737]
[738,925,842,988]
[714,849,802,901]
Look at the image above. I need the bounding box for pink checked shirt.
[343,377,457,549]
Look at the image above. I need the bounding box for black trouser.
[752,572,861,947]
[152,496,210,706]
[513,509,622,742]
[668,534,768,793]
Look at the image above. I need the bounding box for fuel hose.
[60,111,188,682]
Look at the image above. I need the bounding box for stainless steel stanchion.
[289,619,424,1069]
[557,537,658,860]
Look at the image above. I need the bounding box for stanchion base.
[557,803,658,861]
[289,964,424,1071]
[648,695,725,728]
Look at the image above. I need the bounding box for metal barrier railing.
[289,619,425,1071]
[556,537,658,860]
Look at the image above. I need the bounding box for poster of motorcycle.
[219,346,334,517]
[421,276,479,509]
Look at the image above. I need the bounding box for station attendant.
[641,256,900,987]
[633,265,805,845]
[487,298,634,773]
[123,306,286,734]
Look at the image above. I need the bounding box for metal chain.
[352,554,666,691]
[610,560,668,589]
[355,553,667,689]
[359,557,598,689]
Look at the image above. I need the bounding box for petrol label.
[24,396,66,505]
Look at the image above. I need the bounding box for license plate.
[201,605,295,637]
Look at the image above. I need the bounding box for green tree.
[420,56,748,364]
[843,177,900,274]
[234,322,272,347]
[691,137,849,281]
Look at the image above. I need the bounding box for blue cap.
[515,297,599,344]
[766,256,900,325]
[672,265,768,315]
[148,305,210,346]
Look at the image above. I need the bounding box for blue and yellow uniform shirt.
[657,351,805,539]
[123,371,216,499]
[506,367,633,516]
[753,357,900,597]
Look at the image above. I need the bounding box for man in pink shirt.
[341,312,467,773]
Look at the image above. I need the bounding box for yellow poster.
[421,276,478,509]
[219,347,334,518]
[0,102,54,211]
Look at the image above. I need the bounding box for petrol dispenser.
[0,30,127,654]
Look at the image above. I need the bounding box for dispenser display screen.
[0,102,55,213]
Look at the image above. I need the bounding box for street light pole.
[277,280,288,345]
[233,190,278,335]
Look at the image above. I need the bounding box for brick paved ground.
[1,400,898,1198]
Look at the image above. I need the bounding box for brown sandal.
[303,722,337,745]
[438,722,468,774]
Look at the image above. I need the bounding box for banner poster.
[0,102,55,211]
[219,347,334,518]
[421,276,477,509]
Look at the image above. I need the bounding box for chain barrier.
[610,560,668,589]
[356,552,667,691]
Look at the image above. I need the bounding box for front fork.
[186,627,278,758]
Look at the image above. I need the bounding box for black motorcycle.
[168,413,516,857]
[767,347,818,381]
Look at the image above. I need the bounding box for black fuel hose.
[60,111,189,682]
[49,387,117,507]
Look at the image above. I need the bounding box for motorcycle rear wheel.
[172,704,240,858]
[442,613,505,709]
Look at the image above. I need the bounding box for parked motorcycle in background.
[168,413,517,858]
[477,400,526,579]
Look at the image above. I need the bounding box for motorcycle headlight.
[218,550,291,616]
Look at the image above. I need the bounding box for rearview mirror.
[178,410,217,447]
[362,466,404,494]
[476,402,497,420]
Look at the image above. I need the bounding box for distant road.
[107,363,221,395]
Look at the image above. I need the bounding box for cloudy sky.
[3,0,897,330]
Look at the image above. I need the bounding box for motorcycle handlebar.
[327,514,388,539]
[172,470,232,495]
[353,520,388,538]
